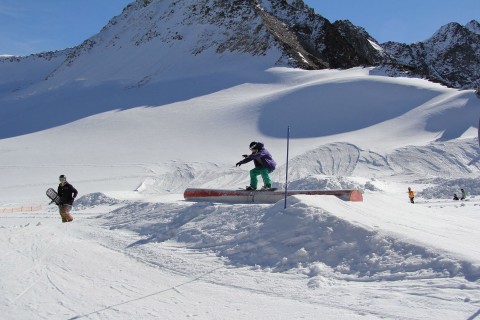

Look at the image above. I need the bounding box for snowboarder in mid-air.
[236,141,276,191]
[56,175,78,223]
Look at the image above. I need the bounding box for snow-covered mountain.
[0,0,374,88]
[1,1,478,93]
[1,0,375,138]
[383,20,480,89]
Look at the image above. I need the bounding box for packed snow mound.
[419,178,480,200]
[100,194,480,282]
[286,175,365,191]
[283,143,361,177]
[388,139,480,178]
[75,192,124,208]
[134,162,248,194]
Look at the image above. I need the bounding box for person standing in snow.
[460,188,467,200]
[453,194,459,201]
[407,187,415,204]
[236,141,276,191]
[57,175,78,223]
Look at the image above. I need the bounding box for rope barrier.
[0,205,43,213]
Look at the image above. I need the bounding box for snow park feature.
[183,188,363,203]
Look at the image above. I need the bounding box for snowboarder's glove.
[236,162,242,167]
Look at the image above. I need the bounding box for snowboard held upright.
[46,188,61,205]
[46,188,73,222]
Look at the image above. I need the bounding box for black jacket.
[58,182,78,205]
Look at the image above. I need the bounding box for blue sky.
[316,0,479,44]
[0,0,478,56]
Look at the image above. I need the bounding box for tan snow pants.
[59,204,73,223]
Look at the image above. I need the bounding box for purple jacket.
[238,143,276,172]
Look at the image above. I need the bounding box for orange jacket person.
[407,187,415,204]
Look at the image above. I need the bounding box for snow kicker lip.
[183,188,363,203]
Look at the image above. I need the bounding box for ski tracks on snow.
[2,221,68,307]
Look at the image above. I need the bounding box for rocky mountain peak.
[429,22,475,45]
[382,20,480,89]
[16,0,381,86]
[465,20,480,35]
[333,20,387,65]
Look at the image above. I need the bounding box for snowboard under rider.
[57,175,78,223]
[236,141,276,191]
[407,187,415,204]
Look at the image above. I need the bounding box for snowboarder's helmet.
[249,142,258,150]
[59,175,67,182]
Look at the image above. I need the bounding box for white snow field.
[1,66,480,320]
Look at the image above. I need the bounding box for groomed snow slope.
[1,67,480,319]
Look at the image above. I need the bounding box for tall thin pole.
[477,84,480,147]
[284,126,290,209]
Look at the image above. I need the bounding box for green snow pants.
[250,167,272,189]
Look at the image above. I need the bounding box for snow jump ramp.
[184,188,363,203]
